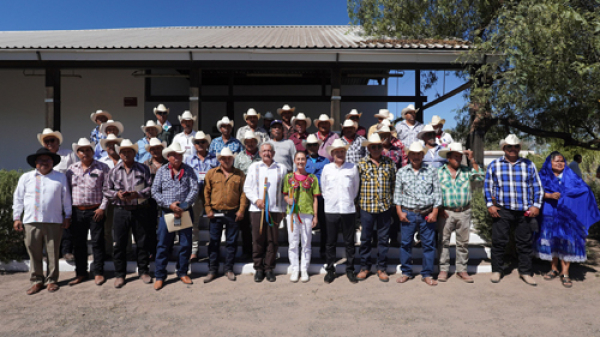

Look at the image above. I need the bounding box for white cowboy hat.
[407,141,427,154]
[140,120,162,134]
[291,113,312,128]
[100,120,124,136]
[263,111,275,120]
[116,139,138,155]
[241,130,260,143]
[216,116,234,129]
[153,104,169,115]
[362,133,384,147]
[178,110,197,122]
[37,128,63,146]
[345,109,362,119]
[162,142,186,159]
[417,124,436,140]
[100,134,123,150]
[438,142,466,158]
[374,109,394,120]
[144,137,167,152]
[277,104,296,114]
[72,138,95,153]
[314,114,334,128]
[301,134,323,148]
[376,125,392,134]
[499,134,522,150]
[89,110,112,123]
[431,115,446,126]
[341,119,357,130]
[217,147,236,159]
[326,138,350,156]
[243,108,261,120]
[401,104,418,119]
[192,131,212,143]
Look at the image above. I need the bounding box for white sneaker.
[290,271,299,283]
[301,271,310,283]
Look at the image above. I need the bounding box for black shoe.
[324,270,336,284]
[347,271,358,284]
[265,271,276,282]
[254,270,265,283]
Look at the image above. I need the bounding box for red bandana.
[169,164,184,181]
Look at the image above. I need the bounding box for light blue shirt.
[135,138,151,163]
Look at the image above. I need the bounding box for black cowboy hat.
[26,147,61,168]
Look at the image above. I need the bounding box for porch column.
[190,67,202,130]
[330,67,341,131]
[45,68,61,131]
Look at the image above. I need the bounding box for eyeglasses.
[349,116,360,121]
[43,138,58,144]
[369,144,383,150]
[156,112,168,116]
[194,140,208,145]
[505,145,521,150]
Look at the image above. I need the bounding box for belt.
[402,206,433,215]
[212,208,239,213]
[116,203,148,211]
[74,204,101,211]
[444,204,471,212]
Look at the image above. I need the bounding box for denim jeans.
[358,208,391,272]
[154,210,193,281]
[208,210,240,273]
[400,210,436,277]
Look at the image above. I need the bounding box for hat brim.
[314,119,334,128]
[101,138,123,150]
[277,107,296,114]
[326,145,349,157]
[162,148,186,159]
[217,121,234,129]
[243,113,261,120]
[217,153,236,159]
[178,115,197,122]
[37,132,63,146]
[90,111,112,123]
[193,135,212,143]
[401,108,418,118]
[141,125,162,134]
[438,149,463,158]
[117,144,139,155]
[345,113,362,119]
[153,108,169,115]
[100,122,124,136]
[145,141,167,152]
[301,139,323,148]
[341,123,357,130]
[432,119,446,126]
[72,143,95,153]
[292,118,312,129]
[27,152,61,168]
[361,140,383,147]
[500,140,522,150]
[373,114,389,119]
[242,136,260,144]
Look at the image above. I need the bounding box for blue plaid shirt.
[90,126,105,145]
[208,136,243,157]
[184,153,219,189]
[484,156,544,211]
[151,163,199,210]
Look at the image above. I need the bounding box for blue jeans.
[359,208,391,272]
[400,211,436,277]
[208,210,240,273]
[155,211,193,281]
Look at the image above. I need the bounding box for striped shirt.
[438,164,485,208]
[105,162,152,206]
[357,155,396,213]
[340,135,367,164]
[66,160,110,210]
[484,156,544,210]
[394,164,442,209]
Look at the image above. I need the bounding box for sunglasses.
[43,138,58,144]
[194,140,208,145]
[156,112,168,116]
[349,116,360,120]
[369,144,383,150]
[306,143,319,147]
[505,145,521,150]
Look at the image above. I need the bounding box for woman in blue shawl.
[534,151,600,288]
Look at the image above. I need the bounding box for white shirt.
[243,161,287,213]
[13,170,72,223]
[172,131,196,158]
[435,131,454,147]
[98,156,120,169]
[320,162,360,214]
[54,148,78,174]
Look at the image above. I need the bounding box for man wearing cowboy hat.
[378,125,407,169]
[66,138,111,286]
[395,104,424,148]
[142,137,168,259]
[154,104,175,145]
[13,147,71,294]
[152,143,199,290]
[277,104,296,139]
[209,117,243,157]
[135,120,163,163]
[339,119,367,164]
[236,108,270,145]
[430,115,454,147]
[203,148,248,283]
[105,139,153,288]
[436,143,484,283]
[268,120,297,173]
[262,111,275,133]
[89,109,112,145]
[289,112,312,152]
[345,109,367,138]
[313,114,340,162]
[485,134,543,286]
[321,139,360,284]
[185,131,219,261]
[172,110,198,158]
[94,120,125,160]
[418,124,447,169]
[394,141,442,286]
[367,109,397,139]
[98,134,122,169]
[356,133,396,282]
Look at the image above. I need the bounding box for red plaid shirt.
[66,160,110,209]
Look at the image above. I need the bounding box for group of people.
[12,103,600,295]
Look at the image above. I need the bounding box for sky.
[0,0,467,129]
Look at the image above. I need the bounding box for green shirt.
[437,164,485,208]
[283,173,321,215]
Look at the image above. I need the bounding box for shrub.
[472,189,493,244]
[0,170,26,263]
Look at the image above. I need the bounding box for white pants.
[287,213,313,272]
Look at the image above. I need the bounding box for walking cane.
[259,177,267,235]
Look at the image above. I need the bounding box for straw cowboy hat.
[277,104,296,114]
[341,119,357,130]
[140,120,162,134]
[499,134,522,150]
[326,138,350,156]
[216,117,234,129]
[362,133,384,147]
[144,137,167,152]
[374,109,394,120]
[162,142,186,159]
[291,113,312,128]
[27,147,61,168]
[376,119,393,133]
[430,115,446,126]
[217,147,236,159]
[407,141,427,154]
[263,111,275,120]
[178,110,197,122]
[376,125,392,134]
[153,104,169,115]
[100,120,124,136]
[37,128,63,146]
[241,130,260,143]
[417,124,436,140]
[90,110,112,123]
[193,131,212,143]
[72,138,95,153]
[243,108,261,120]
[116,139,138,155]
[401,104,418,119]
[314,114,334,128]
[345,109,362,119]
[438,142,466,158]
[101,134,123,150]
[301,134,323,149]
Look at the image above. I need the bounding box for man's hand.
[117,191,127,201]
[527,206,540,218]
[235,211,244,222]
[442,210,449,219]
[127,191,139,200]
[13,220,23,232]
[62,218,71,229]
[488,206,501,218]
[426,209,438,223]
[550,192,561,200]
[93,208,105,222]
[396,206,409,223]
[170,201,183,217]
[206,211,215,219]
[285,197,294,206]
[464,149,474,161]
[256,199,265,210]
[312,216,318,229]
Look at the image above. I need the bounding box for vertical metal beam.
[330,67,341,132]
[226,71,234,121]
[45,68,61,131]
[414,70,423,123]
[189,67,202,130]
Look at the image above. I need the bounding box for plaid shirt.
[208,136,243,157]
[340,135,367,164]
[484,156,544,211]
[151,163,199,210]
[105,162,152,206]
[394,164,442,209]
[90,126,105,145]
[66,160,110,210]
[395,121,424,148]
[438,164,485,208]
[357,155,396,213]
[234,150,261,174]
